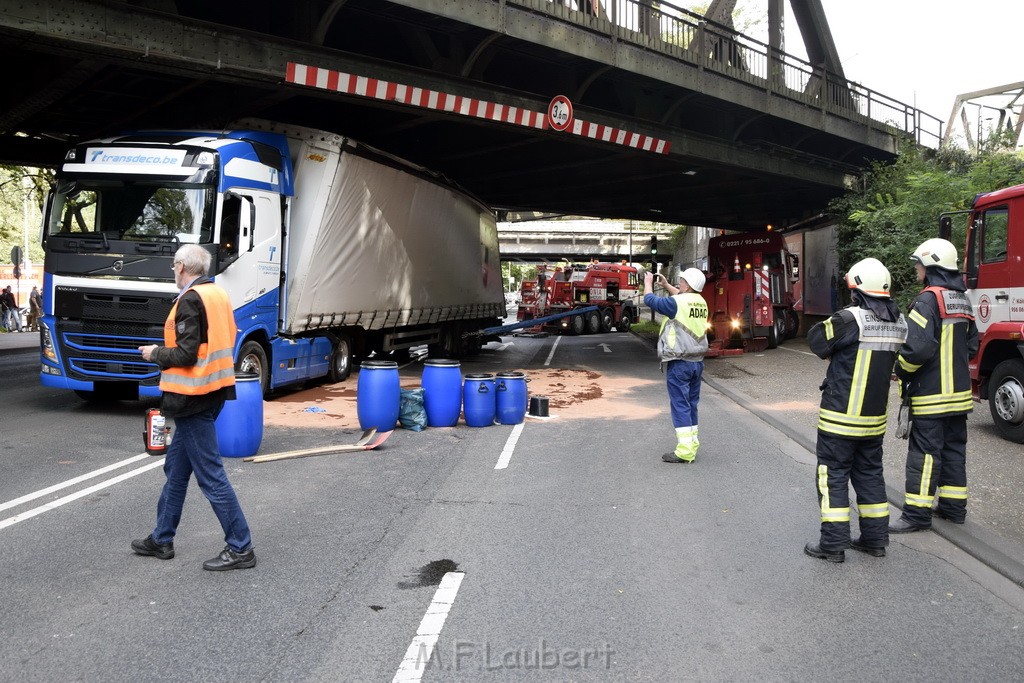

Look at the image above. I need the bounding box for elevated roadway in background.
[0,0,941,231]
[499,219,675,262]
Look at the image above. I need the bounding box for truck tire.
[989,359,1024,443]
[616,309,633,332]
[767,314,784,349]
[569,314,585,336]
[328,334,353,382]
[237,340,269,396]
[599,309,614,333]
[585,310,600,334]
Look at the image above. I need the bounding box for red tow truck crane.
[516,262,640,334]
[704,232,799,355]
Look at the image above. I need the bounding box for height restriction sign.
[547,95,573,131]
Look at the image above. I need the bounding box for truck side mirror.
[41,192,54,243]
[939,215,952,241]
[238,196,256,252]
[789,255,799,281]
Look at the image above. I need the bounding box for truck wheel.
[585,311,600,334]
[989,359,1024,443]
[616,310,633,332]
[767,314,784,349]
[237,340,269,396]
[599,309,614,333]
[569,314,585,336]
[328,334,353,382]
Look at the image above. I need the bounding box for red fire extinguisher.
[144,408,170,456]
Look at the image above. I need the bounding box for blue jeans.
[153,406,252,552]
[667,359,702,428]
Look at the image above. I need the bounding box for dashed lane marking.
[392,571,466,683]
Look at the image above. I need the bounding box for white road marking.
[0,453,152,514]
[0,458,165,531]
[495,422,525,470]
[599,343,611,353]
[392,572,466,683]
[543,335,561,366]
[497,342,515,351]
[777,345,816,357]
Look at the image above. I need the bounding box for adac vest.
[159,282,237,396]
[657,293,709,362]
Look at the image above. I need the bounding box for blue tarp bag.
[399,388,427,432]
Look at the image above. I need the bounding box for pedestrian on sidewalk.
[132,243,256,571]
[804,258,908,563]
[890,239,978,533]
[643,267,709,464]
[28,286,42,332]
[1,286,22,332]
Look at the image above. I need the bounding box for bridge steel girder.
[0,0,855,190]
[382,0,897,154]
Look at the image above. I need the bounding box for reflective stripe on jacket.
[159,283,237,396]
[896,286,978,417]
[809,306,908,438]
[657,293,709,362]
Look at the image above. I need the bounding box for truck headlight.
[41,323,57,362]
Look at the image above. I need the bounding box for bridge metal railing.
[505,0,944,147]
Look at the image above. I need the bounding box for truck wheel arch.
[236,338,270,396]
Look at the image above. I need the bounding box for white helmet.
[845,257,892,298]
[680,267,706,293]
[911,238,958,271]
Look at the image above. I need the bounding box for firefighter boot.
[803,543,844,563]
[850,538,886,557]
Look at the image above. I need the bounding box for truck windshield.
[48,179,214,244]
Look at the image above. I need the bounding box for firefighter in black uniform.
[890,238,979,532]
[804,258,908,562]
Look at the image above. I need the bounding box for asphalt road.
[1,333,1024,682]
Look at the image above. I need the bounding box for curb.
[632,330,1024,589]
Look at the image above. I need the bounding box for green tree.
[0,166,52,268]
[829,136,1024,309]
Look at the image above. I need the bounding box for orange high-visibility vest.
[159,282,237,395]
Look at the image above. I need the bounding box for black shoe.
[934,509,965,524]
[889,518,929,534]
[131,535,174,560]
[203,546,257,571]
[661,453,694,464]
[804,542,845,563]
[850,538,886,557]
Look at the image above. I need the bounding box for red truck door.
[966,205,1014,334]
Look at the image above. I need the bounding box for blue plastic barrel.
[357,360,400,431]
[216,372,264,458]
[422,359,462,427]
[463,374,496,427]
[496,371,528,425]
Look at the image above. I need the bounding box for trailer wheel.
[237,340,269,396]
[616,310,633,332]
[569,314,585,335]
[585,311,600,334]
[328,334,353,382]
[989,359,1024,443]
[599,309,614,333]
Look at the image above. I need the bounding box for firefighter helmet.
[845,257,892,298]
[680,267,706,293]
[911,238,958,271]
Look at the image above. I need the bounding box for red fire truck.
[704,232,799,353]
[940,183,1024,442]
[516,262,640,334]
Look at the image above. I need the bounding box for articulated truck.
[39,120,504,399]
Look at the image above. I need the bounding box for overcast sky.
[795,1,1023,133]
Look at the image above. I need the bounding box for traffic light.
[650,236,658,256]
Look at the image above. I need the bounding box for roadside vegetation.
[829,130,1024,309]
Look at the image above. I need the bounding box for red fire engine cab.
[516,262,640,334]
[940,183,1024,442]
[704,232,799,353]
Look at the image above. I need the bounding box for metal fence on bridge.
[509,0,943,147]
